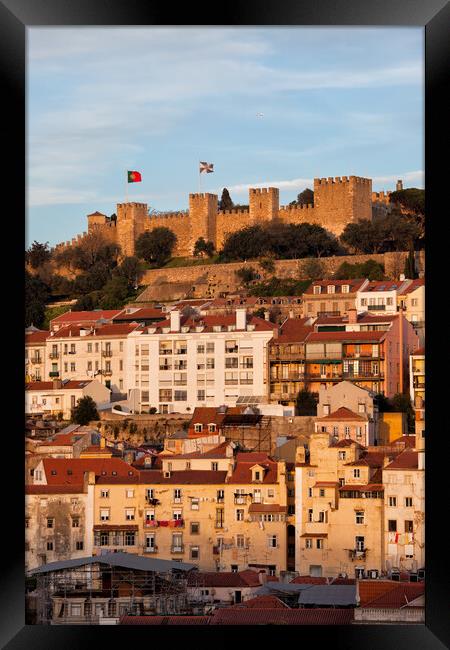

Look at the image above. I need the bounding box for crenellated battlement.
[279,203,314,212]
[314,175,371,186]
[148,211,188,220]
[116,202,147,209]
[250,187,279,195]
[217,208,250,216]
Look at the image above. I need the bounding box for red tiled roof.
[87,211,107,216]
[39,432,83,447]
[25,380,95,391]
[162,442,231,460]
[398,279,424,295]
[50,322,142,339]
[345,452,396,468]
[120,616,211,625]
[313,481,340,488]
[237,569,264,586]
[229,454,279,484]
[210,608,354,625]
[274,318,313,343]
[362,583,424,608]
[41,458,138,485]
[358,580,399,606]
[412,347,425,356]
[26,484,85,494]
[330,439,365,449]
[390,435,416,448]
[25,330,50,344]
[317,407,366,422]
[231,595,289,609]
[113,308,165,321]
[303,279,366,295]
[383,450,419,470]
[248,504,286,513]
[187,572,260,588]
[135,470,228,485]
[306,331,386,342]
[362,281,406,292]
[147,314,277,334]
[51,310,121,324]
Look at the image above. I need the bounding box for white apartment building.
[25,379,111,420]
[398,280,425,346]
[356,280,411,316]
[25,328,49,382]
[125,309,277,414]
[44,322,143,395]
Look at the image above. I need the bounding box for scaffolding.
[32,559,194,625]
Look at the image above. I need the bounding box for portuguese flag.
[127,170,142,183]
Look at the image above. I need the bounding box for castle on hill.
[53,176,403,258]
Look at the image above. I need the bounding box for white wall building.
[356,280,411,315]
[25,379,111,420]
[125,309,277,414]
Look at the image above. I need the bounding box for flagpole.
[199,163,202,194]
[125,170,129,204]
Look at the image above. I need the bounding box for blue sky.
[27,27,424,247]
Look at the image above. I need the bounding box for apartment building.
[49,309,122,332]
[356,280,411,315]
[302,280,369,319]
[382,448,425,573]
[409,348,425,410]
[25,328,49,382]
[398,279,425,346]
[125,308,277,414]
[25,379,110,420]
[295,434,396,579]
[45,322,143,394]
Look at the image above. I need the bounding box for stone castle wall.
[52,175,401,260]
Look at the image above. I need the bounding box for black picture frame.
[3,0,449,646]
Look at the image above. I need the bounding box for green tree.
[340,220,386,254]
[25,270,49,328]
[114,256,144,290]
[26,241,51,269]
[220,225,270,262]
[333,259,385,281]
[193,237,215,258]
[300,258,325,280]
[42,304,71,330]
[296,388,318,416]
[259,257,275,274]
[403,244,417,279]
[290,187,314,206]
[218,188,234,211]
[71,395,100,425]
[135,227,177,267]
[100,275,130,309]
[235,266,258,286]
[73,292,101,311]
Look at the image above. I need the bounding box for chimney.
[264,310,270,321]
[399,273,406,281]
[396,179,403,191]
[348,308,357,324]
[258,570,267,585]
[170,309,181,332]
[236,308,246,330]
[52,379,62,390]
[288,310,294,319]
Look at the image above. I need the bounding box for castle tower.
[396,179,403,191]
[249,187,279,223]
[116,202,148,257]
[87,211,109,233]
[313,176,372,237]
[188,193,218,253]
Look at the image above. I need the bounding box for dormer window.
[342,285,350,293]
[313,286,321,295]
[208,424,216,433]
[194,424,203,433]
[251,464,264,483]
[327,285,335,294]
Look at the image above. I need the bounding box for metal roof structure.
[297,585,357,606]
[29,551,197,575]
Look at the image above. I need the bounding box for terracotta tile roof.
[25,330,50,344]
[306,330,386,342]
[50,310,121,325]
[358,580,400,606]
[42,458,138,485]
[345,452,396,468]
[237,569,265,586]
[147,314,278,334]
[26,484,85,494]
[413,347,425,356]
[303,279,366,295]
[113,308,165,321]
[50,322,142,339]
[317,407,366,422]
[330,439,365,449]
[136,469,228,485]
[231,595,289,609]
[362,583,424,608]
[390,435,416,448]
[229,454,279,484]
[362,281,405,292]
[120,616,211,625]
[162,442,231,460]
[314,313,397,326]
[313,481,340,487]
[383,450,419,470]
[210,608,354,625]
[274,319,313,343]
[291,576,355,585]
[187,571,260,588]
[87,211,107,216]
[398,279,424,295]
[248,504,287,513]
[25,380,94,391]
[39,432,84,447]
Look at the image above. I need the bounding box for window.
[125,531,136,546]
[316,538,323,549]
[356,427,362,438]
[145,509,155,522]
[353,469,360,478]
[75,541,84,550]
[405,497,413,508]
[185,461,191,470]
[308,509,313,522]
[313,286,321,295]
[25,518,30,528]
[194,423,203,433]
[338,451,346,460]
[197,390,205,401]
[355,536,365,551]
[318,511,326,523]
[267,535,278,548]
[191,522,200,535]
[267,489,274,498]
[333,426,339,436]
[191,498,199,511]
[386,297,393,306]
[125,508,135,521]
[404,520,414,533]
[174,489,182,503]
[388,520,397,532]
[126,489,135,498]
[46,541,54,551]
[327,285,335,294]
[190,546,200,560]
[308,487,313,497]
[211,462,218,471]
[339,478,345,487]
[342,285,349,293]
[236,509,244,521]
[72,518,80,528]
[305,538,312,549]
[174,390,187,401]
[388,496,397,507]
[100,489,109,498]
[345,426,350,437]
[217,489,224,503]
[319,489,325,497]
[323,404,330,415]
[209,423,217,433]
[47,518,54,528]
[145,534,156,550]
[361,298,367,307]
[100,509,110,521]
[236,534,245,548]
[355,511,364,524]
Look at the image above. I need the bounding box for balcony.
[240,363,254,369]
[102,350,113,357]
[342,372,384,379]
[174,349,187,355]
[348,549,367,560]
[145,497,160,506]
[225,363,239,370]
[304,522,329,534]
[270,351,305,361]
[144,546,158,553]
[173,380,187,386]
[239,379,253,385]
[270,392,298,401]
[317,311,341,317]
[159,350,173,356]
[49,353,59,359]
[30,357,42,364]
[103,370,113,376]
[174,364,187,371]
[225,380,238,385]
[215,522,224,529]
[171,545,184,553]
[307,373,341,380]
[225,347,239,354]
[367,304,385,311]
[49,371,60,377]
[159,366,172,372]
[143,521,159,528]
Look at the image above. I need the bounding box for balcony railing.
[102,350,113,357]
[49,371,60,377]
[270,352,305,360]
[159,350,173,356]
[103,370,113,376]
[171,545,184,553]
[144,546,158,553]
[317,311,341,317]
[174,349,187,355]
[30,357,42,364]
[342,372,384,379]
[225,380,238,385]
[239,379,253,385]
[144,521,159,528]
[173,380,187,386]
[225,347,239,354]
[49,352,59,359]
[159,366,172,371]
[240,363,254,369]
[225,363,239,370]
[367,304,385,311]
[348,549,367,560]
